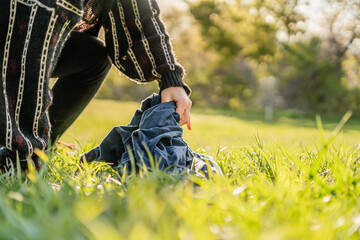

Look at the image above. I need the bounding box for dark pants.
[50,31,112,144]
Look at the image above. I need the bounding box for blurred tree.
[187,0,360,113]
[270,38,347,112]
[185,0,304,109]
[187,0,304,62]
[271,0,360,113]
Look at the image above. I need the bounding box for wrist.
[159,71,191,95]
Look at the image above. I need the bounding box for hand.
[161,87,192,130]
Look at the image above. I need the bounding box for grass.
[62,99,360,148]
[1,99,360,239]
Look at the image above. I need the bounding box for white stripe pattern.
[56,0,83,16]
[48,19,71,105]
[2,0,17,151]
[5,157,12,169]
[49,19,71,72]
[130,0,161,78]
[47,19,72,144]
[108,11,125,71]
[128,48,146,81]
[18,0,54,11]
[17,0,32,7]
[147,0,175,71]
[116,2,133,47]
[16,3,38,158]
[111,7,145,81]
[33,12,58,150]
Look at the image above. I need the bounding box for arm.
[102,0,192,128]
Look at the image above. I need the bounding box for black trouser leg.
[50,31,112,144]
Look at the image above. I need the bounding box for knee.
[96,52,112,75]
[90,53,112,83]
[52,32,112,79]
[87,39,112,73]
[76,37,112,83]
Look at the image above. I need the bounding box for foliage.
[270,38,347,112]
[185,0,307,107]
[185,0,360,113]
[187,0,303,61]
[270,0,360,113]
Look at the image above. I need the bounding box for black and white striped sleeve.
[103,0,190,94]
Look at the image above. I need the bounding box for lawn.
[62,99,360,148]
[1,99,360,240]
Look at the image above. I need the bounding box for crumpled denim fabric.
[80,94,222,177]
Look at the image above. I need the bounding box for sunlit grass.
[1,100,360,239]
[62,99,360,148]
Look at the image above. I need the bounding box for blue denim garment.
[81,94,222,176]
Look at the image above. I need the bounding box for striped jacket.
[77,0,189,93]
[0,0,187,171]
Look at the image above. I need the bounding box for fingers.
[161,86,192,130]
[176,99,186,117]
[178,99,192,129]
[184,110,191,130]
[187,115,191,130]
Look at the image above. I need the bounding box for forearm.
[103,0,190,94]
